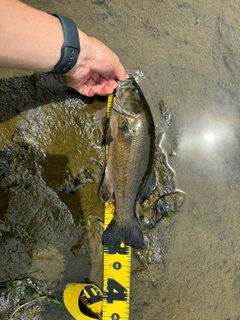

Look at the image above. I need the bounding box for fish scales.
[99,77,155,249]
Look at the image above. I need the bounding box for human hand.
[62,31,128,97]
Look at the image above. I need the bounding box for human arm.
[0,0,127,96]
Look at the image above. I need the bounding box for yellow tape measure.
[63,283,102,319]
[63,94,131,320]
[102,94,131,320]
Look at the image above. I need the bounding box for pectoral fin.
[118,118,132,144]
[102,127,114,146]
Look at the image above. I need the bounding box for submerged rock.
[0,277,60,320]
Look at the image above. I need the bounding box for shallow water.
[0,0,239,319]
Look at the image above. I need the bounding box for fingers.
[61,32,128,97]
[112,62,128,81]
[63,66,125,97]
[77,77,118,97]
[74,73,117,96]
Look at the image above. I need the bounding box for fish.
[99,77,156,249]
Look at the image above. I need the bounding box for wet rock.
[0,72,107,284]
[0,277,60,319]
[132,234,164,284]
[71,215,103,262]
[134,127,185,274]
[137,128,185,234]
[0,141,80,278]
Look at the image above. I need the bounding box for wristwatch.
[49,13,80,75]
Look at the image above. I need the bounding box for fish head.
[113,78,144,118]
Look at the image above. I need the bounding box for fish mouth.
[113,77,142,117]
[116,77,135,90]
[126,69,145,83]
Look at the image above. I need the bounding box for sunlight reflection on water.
[179,115,235,152]
[177,111,238,175]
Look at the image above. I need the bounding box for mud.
[0,0,239,319]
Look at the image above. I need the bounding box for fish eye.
[133,87,140,94]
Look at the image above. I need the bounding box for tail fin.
[102,217,145,250]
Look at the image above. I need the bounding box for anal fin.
[99,175,113,202]
[137,167,156,203]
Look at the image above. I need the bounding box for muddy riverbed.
[0,1,239,319]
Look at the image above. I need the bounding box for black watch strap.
[49,13,80,75]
